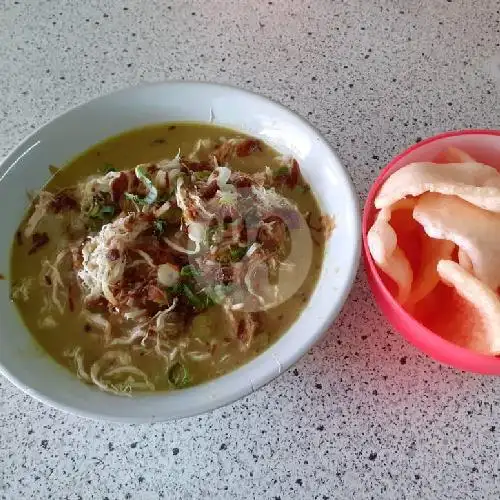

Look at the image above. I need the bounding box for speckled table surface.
[1,0,500,499]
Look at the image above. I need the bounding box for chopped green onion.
[135,166,158,204]
[217,190,238,207]
[153,219,167,235]
[181,284,204,310]
[206,226,218,245]
[103,163,116,173]
[167,282,216,310]
[156,194,170,203]
[230,246,248,262]
[167,283,183,295]
[274,166,290,177]
[180,265,201,277]
[197,293,215,310]
[295,184,310,194]
[180,283,215,310]
[99,205,115,217]
[168,363,190,388]
[87,201,115,220]
[204,294,215,308]
[124,192,148,205]
[194,170,211,180]
[87,202,101,218]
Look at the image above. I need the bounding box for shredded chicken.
[40,249,70,314]
[82,310,112,342]
[24,192,54,238]
[62,346,90,382]
[89,351,154,396]
[11,277,34,302]
[78,214,150,306]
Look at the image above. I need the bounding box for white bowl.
[0,82,360,422]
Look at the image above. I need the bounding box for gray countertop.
[1,1,500,499]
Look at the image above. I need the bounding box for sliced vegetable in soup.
[10,123,329,395]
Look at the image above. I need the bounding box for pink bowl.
[362,129,500,375]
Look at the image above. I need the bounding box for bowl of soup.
[0,82,360,422]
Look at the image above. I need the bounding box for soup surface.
[10,123,328,394]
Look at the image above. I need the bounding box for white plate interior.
[0,82,360,422]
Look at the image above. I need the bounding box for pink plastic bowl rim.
[362,129,500,375]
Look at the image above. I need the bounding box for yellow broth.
[10,123,326,391]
